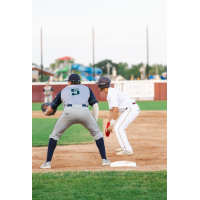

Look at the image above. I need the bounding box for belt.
[67,104,88,107]
[125,102,136,110]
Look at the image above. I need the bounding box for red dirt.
[32,111,167,172]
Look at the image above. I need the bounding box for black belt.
[67,104,88,107]
[125,102,136,110]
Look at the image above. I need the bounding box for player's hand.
[107,125,113,132]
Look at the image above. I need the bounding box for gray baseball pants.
[49,104,103,141]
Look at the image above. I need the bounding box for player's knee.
[114,124,120,132]
[49,134,60,141]
[114,124,124,133]
[92,132,103,140]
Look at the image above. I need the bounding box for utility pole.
[146,25,149,80]
[41,28,43,82]
[92,27,95,81]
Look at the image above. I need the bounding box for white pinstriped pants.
[114,104,140,151]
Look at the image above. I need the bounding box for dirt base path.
[32,111,167,172]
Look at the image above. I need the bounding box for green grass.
[137,101,167,110]
[32,118,103,147]
[32,101,167,111]
[32,170,167,200]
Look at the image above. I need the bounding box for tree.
[95,59,118,76]
[32,63,39,67]
[39,74,49,82]
[125,63,143,80]
[149,64,166,76]
[117,62,128,78]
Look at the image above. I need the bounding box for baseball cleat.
[116,148,123,152]
[40,161,51,169]
[116,150,133,156]
[102,159,111,166]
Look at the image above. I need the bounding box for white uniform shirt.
[43,86,53,95]
[107,87,135,112]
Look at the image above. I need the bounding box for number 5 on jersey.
[71,88,80,96]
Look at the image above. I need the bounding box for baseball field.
[32,101,167,199]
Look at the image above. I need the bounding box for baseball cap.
[46,81,49,84]
[66,73,80,82]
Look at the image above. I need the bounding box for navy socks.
[46,138,106,162]
[95,137,106,160]
[46,138,57,162]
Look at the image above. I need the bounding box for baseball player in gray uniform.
[43,81,54,103]
[40,73,110,169]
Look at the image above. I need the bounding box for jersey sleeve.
[50,91,62,110]
[88,88,98,106]
[108,92,118,108]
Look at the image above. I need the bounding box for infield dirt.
[32,111,167,172]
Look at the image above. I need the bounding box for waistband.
[125,102,136,110]
[67,104,88,107]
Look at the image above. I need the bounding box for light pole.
[40,28,43,82]
[92,27,95,81]
[146,25,149,80]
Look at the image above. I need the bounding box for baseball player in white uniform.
[96,77,140,156]
[43,81,54,103]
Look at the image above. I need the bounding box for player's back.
[61,85,90,107]
[108,87,134,102]
[107,87,135,112]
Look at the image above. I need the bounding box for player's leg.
[41,108,74,168]
[49,95,53,102]
[113,113,127,150]
[114,104,140,152]
[44,96,47,103]
[79,107,109,165]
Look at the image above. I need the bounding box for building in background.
[32,65,56,82]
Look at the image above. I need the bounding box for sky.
[32,0,167,68]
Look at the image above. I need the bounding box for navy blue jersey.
[50,85,98,110]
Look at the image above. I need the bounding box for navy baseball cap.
[66,73,80,82]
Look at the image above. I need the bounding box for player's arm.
[92,103,99,121]
[44,91,62,115]
[112,107,119,120]
[107,93,119,132]
[50,87,54,95]
[88,88,98,121]
[107,107,119,132]
[108,109,113,122]
[43,88,47,96]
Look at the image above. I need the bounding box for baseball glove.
[44,91,50,96]
[41,102,57,116]
[105,122,110,137]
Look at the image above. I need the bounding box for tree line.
[94,59,167,80]
[33,59,167,81]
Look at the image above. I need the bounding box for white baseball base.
[110,161,136,167]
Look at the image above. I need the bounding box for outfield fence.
[32,80,167,102]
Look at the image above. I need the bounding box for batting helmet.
[95,77,111,89]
